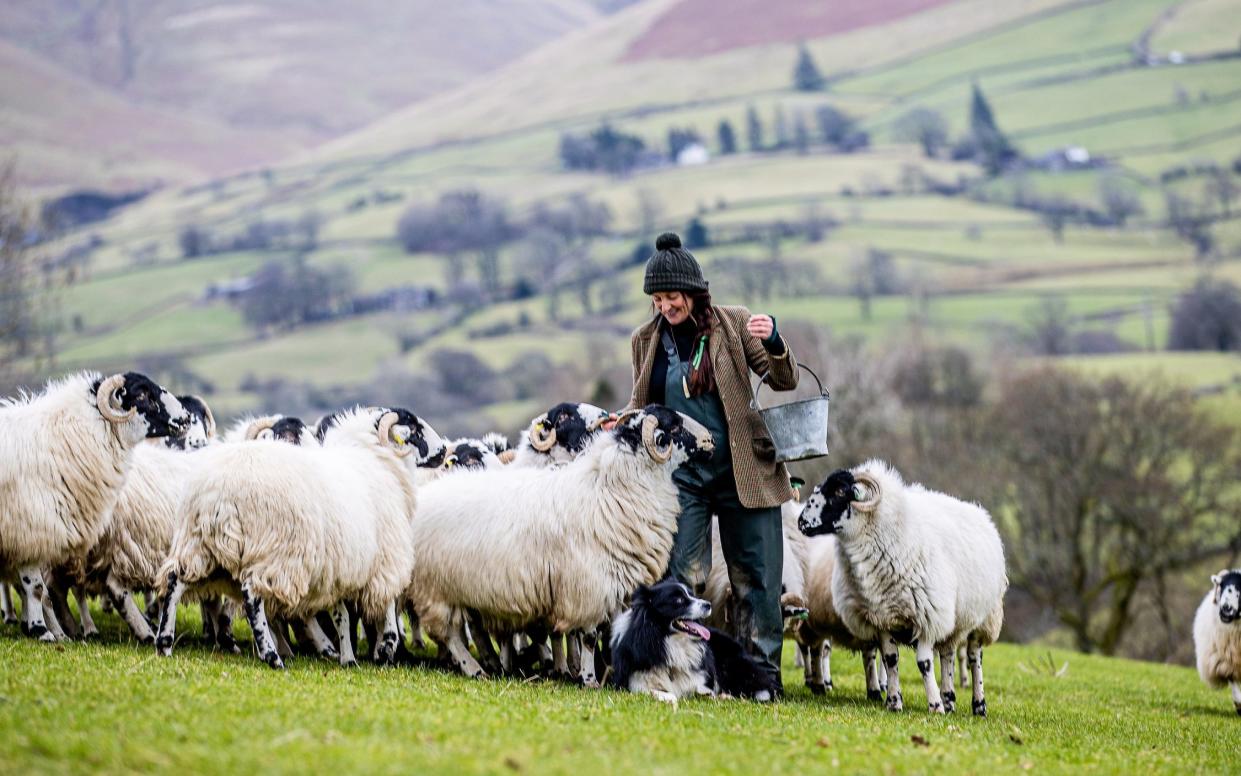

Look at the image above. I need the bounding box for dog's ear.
[631,583,652,604]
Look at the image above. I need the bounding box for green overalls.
[660,326,785,685]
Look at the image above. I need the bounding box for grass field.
[1,621,1236,775]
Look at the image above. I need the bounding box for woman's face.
[652,291,693,326]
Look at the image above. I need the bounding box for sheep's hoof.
[320,647,340,661]
[972,698,987,717]
[81,628,99,640]
[806,682,826,696]
[886,692,903,712]
[260,651,284,669]
[867,689,884,702]
[928,702,945,714]
[943,690,956,713]
[140,634,155,646]
[37,630,57,643]
[581,676,600,689]
[3,615,17,626]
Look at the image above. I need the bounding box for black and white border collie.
[610,579,781,703]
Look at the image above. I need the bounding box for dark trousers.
[668,472,784,684]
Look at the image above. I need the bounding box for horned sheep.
[408,405,714,684]
[798,460,1007,715]
[0,372,189,641]
[156,407,445,668]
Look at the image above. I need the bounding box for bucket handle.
[751,364,829,411]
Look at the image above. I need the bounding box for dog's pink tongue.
[686,621,710,640]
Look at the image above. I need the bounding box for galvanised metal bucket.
[751,364,830,463]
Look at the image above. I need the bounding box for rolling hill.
[18,0,1241,431]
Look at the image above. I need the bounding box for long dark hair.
[687,290,717,396]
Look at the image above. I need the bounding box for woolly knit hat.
[643,233,708,294]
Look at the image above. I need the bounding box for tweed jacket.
[622,304,799,509]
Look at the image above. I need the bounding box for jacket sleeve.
[739,308,799,392]
[621,331,642,413]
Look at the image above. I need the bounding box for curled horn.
[613,409,641,427]
[851,471,882,512]
[528,414,556,452]
[641,414,672,464]
[96,374,135,423]
[377,411,413,458]
[190,395,216,438]
[245,416,278,441]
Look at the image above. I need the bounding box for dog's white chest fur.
[627,633,712,701]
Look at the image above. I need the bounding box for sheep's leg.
[916,638,944,714]
[375,602,400,666]
[466,610,502,674]
[793,644,805,669]
[201,600,217,644]
[153,571,185,655]
[240,582,283,669]
[332,602,358,667]
[444,617,487,679]
[499,638,516,674]
[17,568,55,642]
[566,633,582,679]
[270,618,294,661]
[880,632,903,712]
[551,633,568,677]
[863,646,883,701]
[404,601,426,652]
[74,587,98,638]
[1231,682,1241,716]
[939,646,957,713]
[1,583,16,625]
[46,580,77,639]
[958,644,970,687]
[106,573,154,644]
[821,640,834,692]
[577,629,599,688]
[213,599,241,654]
[144,592,160,623]
[302,615,339,660]
[967,636,986,717]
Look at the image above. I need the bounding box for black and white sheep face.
[166,395,213,450]
[380,407,447,469]
[446,440,495,470]
[540,402,610,457]
[615,405,714,466]
[270,417,313,446]
[631,579,714,641]
[1214,570,1241,624]
[98,372,190,441]
[798,469,860,537]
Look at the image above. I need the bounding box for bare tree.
[1205,168,1239,217]
[978,368,1241,655]
[0,162,58,387]
[1024,295,1073,355]
[1097,175,1144,226]
[1165,190,1215,260]
[893,107,948,158]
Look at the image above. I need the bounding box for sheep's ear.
[1212,573,1224,604]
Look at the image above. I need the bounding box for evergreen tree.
[793,44,826,91]
[684,217,709,249]
[717,119,737,155]
[969,83,1016,176]
[745,105,764,152]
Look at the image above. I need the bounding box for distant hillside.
[0,0,600,189]
[0,39,302,192]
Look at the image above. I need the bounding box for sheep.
[156,407,445,669]
[165,395,216,450]
[798,460,1007,715]
[0,372,189,641]
[509,402,610,468]
[1193,569,1241,716]
[409,405,714,684]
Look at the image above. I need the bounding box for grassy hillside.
[0,0,600,190]
[1,618,1236,774]
[24,0,1241,431]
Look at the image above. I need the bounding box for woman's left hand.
[747,314,775,340]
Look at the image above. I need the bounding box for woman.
[617,232,800,689]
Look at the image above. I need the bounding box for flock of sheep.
[1,369,1238,717]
